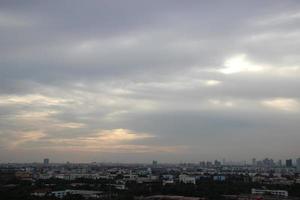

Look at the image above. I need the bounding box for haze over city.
[0,0,300,163]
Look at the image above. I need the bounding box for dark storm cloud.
[0,0,300,163]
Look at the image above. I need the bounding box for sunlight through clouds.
[204,80,221,86]
[262,98,300,112]
[6,128,185,154]
[0,94,71,106]
[0,1,300,162]
[10,131,46,149]
[220,54,265,74]
[54,122,86,129]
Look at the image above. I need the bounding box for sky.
[0,0,300,163]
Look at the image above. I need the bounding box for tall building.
[152,160,158,166]
[44,158,50,165]
[277,159,282,167]
[252,158,256,166]
[262,158,274,167]
[206,161,213,167]
[214,160,221,167]
[199,161,206,167]
[296,158,300,172]
[285,159,292,167]
[222,158,226,165]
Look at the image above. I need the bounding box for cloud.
[8,131,46,149]
[94,129,153,144]
[219,54,265,74]
[204,80,221,86]
[54,122,86,129]
[15,110,59,119]
[0,1,300,162]
[209,99,235,108]
[0,12,33,28]
[262,98,300,112]
[255,11,300,26]
[3,128,185,154]
[0,94,71,106]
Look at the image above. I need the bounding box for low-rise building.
[31,188,51,197]
[213,175,226,181]
[179,174,196,184]
[51,190,103,199]
[251,188,288,197]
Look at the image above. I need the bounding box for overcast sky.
[0,0,300,163]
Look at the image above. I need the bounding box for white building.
[124,173,138,181]
[112,184,126,190]
[54,173,99,180]
[162,179,174,186]
[51,190,102,199]
[251,188,288,197]
[162,174,174,180]
[179,174,196,184]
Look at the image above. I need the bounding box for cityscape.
[1,157,300,199]
[1,0,300,199]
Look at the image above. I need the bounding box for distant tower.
[278,159,282,167]
[214,160,221,167]
[152,160,158,166]
[43,158,50,165]
[296,158,300,172]
[285,159,292,168]
[252,158,256,166]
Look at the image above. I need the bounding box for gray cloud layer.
[0,0,300,163]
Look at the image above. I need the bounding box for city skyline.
[2,157,300,166]
[0,0,300,163]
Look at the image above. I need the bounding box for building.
[251,188,288,197]
[285,159,292,168]
[43,158,50,165]
[31,188,51,197]
[179,174,196,184]
[51,190,103,199]
[199,161,206,167]
[262,158,274,167]
[152,160,158,166]
[15,171,33,181]
[296,158,300,172]
[213,175,226,181]
[252,158,256,166]
[206,161,213,167]
[214,160,221,167]
[137,195,204,200]
[162,179,174,186]
[277,159,282,167]
[222,158,226,165]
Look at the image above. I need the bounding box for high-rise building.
[285,159,292,167]
[43,158,49,165]
[152,160,158,166]
[222,158,226,165]
[252,158,256,166]
[199,161,206,167]
[262,158,275,167]
[277,160,282,167]
[296,158,300,172]
[214,160,221,167]
[206,161,213,167]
